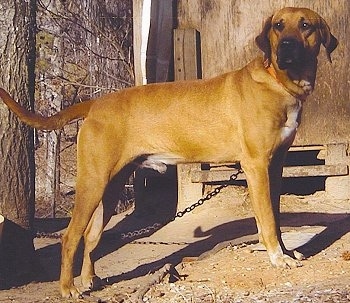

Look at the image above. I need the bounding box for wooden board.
[191,165,349,183]
[174,29,200,81]
[132,0,144,86]
[177,0,350,145]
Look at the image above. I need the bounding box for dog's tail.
[0,88,94,130]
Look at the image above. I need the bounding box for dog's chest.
[280,100,302,143]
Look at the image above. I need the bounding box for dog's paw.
[269,252,303,269]
[293,250,305,261]
[82,275,103,291]
[60,284,83,299]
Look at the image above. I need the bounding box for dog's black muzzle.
[277,38,305,70]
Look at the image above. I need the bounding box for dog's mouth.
[277,55,299,70]
[277,38,305,70]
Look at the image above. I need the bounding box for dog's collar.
[264,60,307,101]
[265,60,281,85]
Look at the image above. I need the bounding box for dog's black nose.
[277,38,304,70]
[279,38,298,49]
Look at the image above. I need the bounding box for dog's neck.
[265,59,317,101]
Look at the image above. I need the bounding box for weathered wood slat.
[191,165,349,183]
[174,29,199,81]
[132,0,144,86]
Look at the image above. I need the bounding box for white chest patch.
[281,100,302,142]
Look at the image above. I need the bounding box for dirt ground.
[0,182,349,303]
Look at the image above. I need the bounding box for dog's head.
[256,7,338,70]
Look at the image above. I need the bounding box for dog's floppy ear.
[255,16,272,66]
[319,18,338,63]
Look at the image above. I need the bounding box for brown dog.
[0,7,338,298]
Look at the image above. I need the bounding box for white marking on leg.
[281,100,301,142]
[268,245,284,266]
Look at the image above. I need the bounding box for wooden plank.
[132,0,144,86]
[191,165,349,183]
[191,169,246,183]
[174,29,199,81]
[283,165,348,178]
[289,145,325,152]
[325,143,350,199]
[177,163,203,208]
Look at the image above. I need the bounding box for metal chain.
[170,168,243,221]
[36,231,62,239]
[120,222,162,240]
[129,240,190,246]
[120,168,244,240]
[36,168,244,241]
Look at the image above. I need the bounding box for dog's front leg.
[269,147,288,243]
[242,159,301,268]
[269,147,304,261]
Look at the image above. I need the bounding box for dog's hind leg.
[80,163,136,290]
[60,173,108,298]
[80,201,106,291]
[60,122,126,298]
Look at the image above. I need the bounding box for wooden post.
[174,29,201,81]
[174,29,203,210]
[133,0,145,86]
[325,143,350,199]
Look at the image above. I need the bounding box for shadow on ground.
[33,210,350,287]
[7,169,350,291]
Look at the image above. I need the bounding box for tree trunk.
[0,0,37,287]
[37,0,65,218]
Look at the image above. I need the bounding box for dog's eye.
[300,21,314,32]
[301,22,310,29]
[273,22,284,31]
